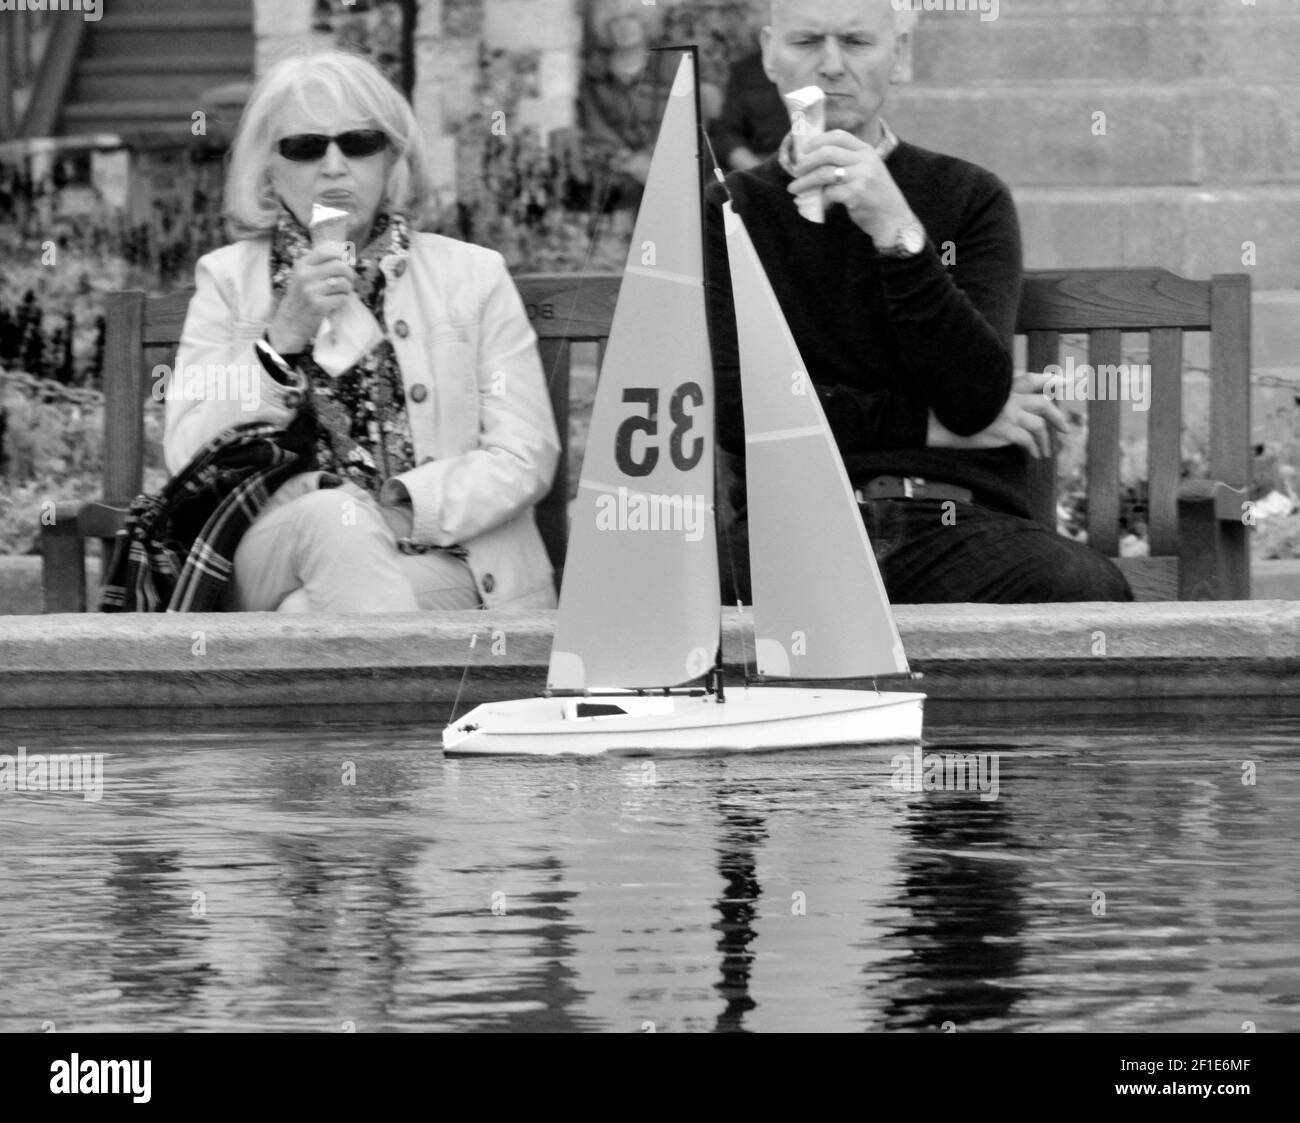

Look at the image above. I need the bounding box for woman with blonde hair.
[160,50,560,613]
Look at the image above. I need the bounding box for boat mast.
[648,44,726,702]
[691,44,726,703]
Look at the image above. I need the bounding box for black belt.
[854,475,974,504]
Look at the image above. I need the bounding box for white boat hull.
[442,687,924,756]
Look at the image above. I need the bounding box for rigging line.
[447,631,480,725]
[701,128,731,203]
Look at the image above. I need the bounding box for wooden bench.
[41,267,1251,611]
[1019,269,1251,600]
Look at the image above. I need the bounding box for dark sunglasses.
[276,130,389,162]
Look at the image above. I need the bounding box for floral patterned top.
[270,205,416,496]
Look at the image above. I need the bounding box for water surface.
[2,714,1297,1032]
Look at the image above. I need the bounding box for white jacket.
[165,232,560,609]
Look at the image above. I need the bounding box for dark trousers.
[720,498,1133,605]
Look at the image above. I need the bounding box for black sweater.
[704,139,1031,518]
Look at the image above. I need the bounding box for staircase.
[11,0,254,145]
[892,0,1300,383]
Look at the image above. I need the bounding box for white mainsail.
[548,54,720,691]
[723,203,910,680]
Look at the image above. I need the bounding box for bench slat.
[514,274,620,341]
[1026,329,1061,530]
[1209,274,1251,489]
[103,291,147,507]
[1085,329,1123,557]
[1114,555,1179,601]
[1017,268,1212,333]
[1147,327,1184,556]
[142,289,194,344]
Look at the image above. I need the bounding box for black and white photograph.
[0,0,1293,1094]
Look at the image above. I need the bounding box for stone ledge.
[2,603,1297,723]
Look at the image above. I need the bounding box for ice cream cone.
[784,86,826,224]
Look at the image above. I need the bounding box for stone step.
[1012,185,1300,289]
[73,55,252,105]
[106,0,233,10]
[59,100,207,139]
[909,5,1300,85]
[78,10,253,58]
[888,82,1300,188]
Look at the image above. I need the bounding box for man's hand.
[926,372,1070,459]
[786,130,915,243]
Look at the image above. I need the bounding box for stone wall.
[891,0,1300,378]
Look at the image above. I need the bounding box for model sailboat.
[442,51,924,755]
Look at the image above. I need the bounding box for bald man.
[707,0,1131,604]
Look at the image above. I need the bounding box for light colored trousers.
[225,472,480,612]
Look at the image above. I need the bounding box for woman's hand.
[266,243,358,353]
[926,372,1070,459]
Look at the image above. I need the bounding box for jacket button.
[409,383,428,403]
[393,259,407,277]
[482,573,495,594]
[393,320,409,338]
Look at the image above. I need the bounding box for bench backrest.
[1018,269,1251,598]
[103,267,1250,599]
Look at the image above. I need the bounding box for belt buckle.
[904,476,927,499]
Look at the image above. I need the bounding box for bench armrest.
[40,501,130,613]
[1176,479,1250,600]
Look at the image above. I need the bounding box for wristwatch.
[877,220,926,259]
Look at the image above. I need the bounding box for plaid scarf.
[98,419,317,612]
[271,205,416,496]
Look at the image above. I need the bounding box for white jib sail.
[548,53,720,691]
[723,202,910,680]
